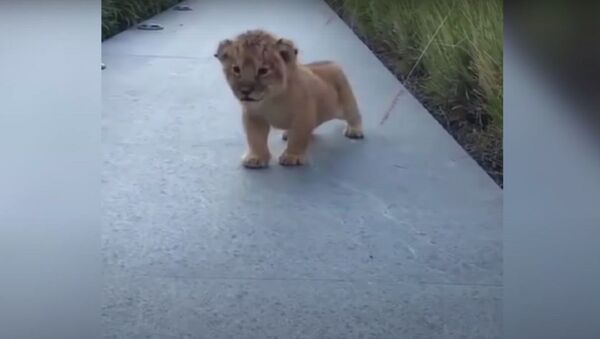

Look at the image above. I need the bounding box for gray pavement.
[102,1,502,338]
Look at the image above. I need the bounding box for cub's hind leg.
[336,70,364,139]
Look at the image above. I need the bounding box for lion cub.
[214,29,364,168]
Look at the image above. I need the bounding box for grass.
[102,0,181,40]
[326,0,503,186]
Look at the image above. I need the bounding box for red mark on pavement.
[379,89,404,125]
[325,14,335,26]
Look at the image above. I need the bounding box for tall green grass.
[328,0,503,183]
[102,0,181,40]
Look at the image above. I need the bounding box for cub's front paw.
[278,152,306,166]
[344,125,364,139]
[242,153,270,169]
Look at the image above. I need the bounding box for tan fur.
[215,29,364,168]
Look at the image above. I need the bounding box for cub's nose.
[240,86,253,96]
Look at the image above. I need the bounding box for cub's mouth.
[240,95,262,102]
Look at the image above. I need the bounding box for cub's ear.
[276,38,298,64]
[214,39,232,61]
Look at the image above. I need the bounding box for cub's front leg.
[278,107,316,167]
[242,111,271,169]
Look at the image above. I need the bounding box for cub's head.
[214,30,298,103]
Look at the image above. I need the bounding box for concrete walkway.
[102,1,502,338]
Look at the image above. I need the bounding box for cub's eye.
[232,66,241,74]
[257,67,269,76]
